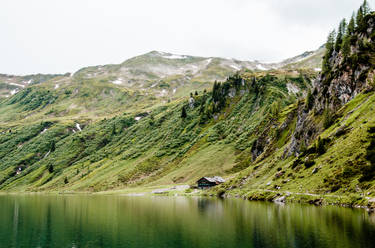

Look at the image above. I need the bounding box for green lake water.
[1,194,375,248]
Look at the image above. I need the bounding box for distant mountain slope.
[0,48,324,100]
[74,49,324,90]
[0,48,323,125]
[281,46,325,71]
[0,73,64,98]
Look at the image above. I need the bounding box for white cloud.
[0,0,371,75]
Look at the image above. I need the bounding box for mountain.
[73,49,324,97]
[221,12,375,206]
[0,48,323,126]
[0,48,317,192]
[0,69,313,192]
[2,10,375,209]
[0,49,324,101]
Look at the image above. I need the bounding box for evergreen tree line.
[323,0,371,73]
[181,73,251,122]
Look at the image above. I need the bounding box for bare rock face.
[285,14,375,158]
[314,15,375,114]
[251,138,266,161]
[285,104,318,157]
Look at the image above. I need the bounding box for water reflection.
[0,195,374,248]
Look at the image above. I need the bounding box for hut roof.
[199,176,225,183]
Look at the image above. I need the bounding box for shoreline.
[1,185,375,212]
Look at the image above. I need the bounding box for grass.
[0,71,307,193]
[1,65,375,211]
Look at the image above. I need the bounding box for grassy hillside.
[210,11,375,207]
[2,8,375,212]
[0,70,313,192]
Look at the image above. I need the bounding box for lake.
[1,194,375,248]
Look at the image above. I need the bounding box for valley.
[1,5,375,211]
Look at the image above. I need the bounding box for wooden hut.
[197,176,225,189]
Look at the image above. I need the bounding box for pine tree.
[323,30,336,72]
[347,13,356,35]
[326,30,336,52]
[194,91,198,96]
[335,19,346,51]
[305,89,314,110]
[362,0,371,15]
[111,124,116,135]
[64,177,69,184]
[47,163,54,173]
[181,106,187,118]
[50,140,56,152]
[342,35,351,57]
[356,7,364,31]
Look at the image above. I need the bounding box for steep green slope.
[214,10,375,207]
[2,4,375,211]
[0,70,313,192]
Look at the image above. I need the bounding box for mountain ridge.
[0,47,323,100]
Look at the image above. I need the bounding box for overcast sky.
[0,0,372,75]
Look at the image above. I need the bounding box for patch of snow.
[205,58,212,65]
[295,53,314,63]
[41,128,48,134]
[44,151,50,158]
[173,88,177,94]
[155,51,168,55]
[286,83,299,94]
[112,79,122,85]
[10,89,18,95]
[162,54,187,59]
[256,64,267,71]
[134,116,142,121]
[55,84,59,89]
[230,64,241,70]
[314,68,322,72]
[161,89,167,95]
[76,123,82,131]
[150,83,157,88]
[8,82,25,88]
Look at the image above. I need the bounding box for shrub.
[305,89,314,111]
[323,109,334,129]
[47,163,54,173]
[316,137,327,155]
[304,158,315,168]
